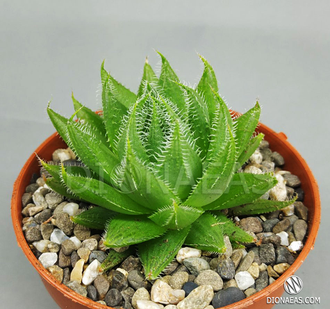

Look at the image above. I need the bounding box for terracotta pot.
[11,120,321,309]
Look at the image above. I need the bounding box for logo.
[284,275,303,295]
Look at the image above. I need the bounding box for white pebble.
[137,300,164,309]
[276,231,289,246]
[151,279,185,305]
[244,165,263,174]
[63,203,79,216]
[82,259,101,285]
[235,271,255,290]
[269,173,287,201]
[52,149,72,162]
[281,204,295,216]
[50,228,69,244]
[176,247,201,263]
[71,259,85,283]
[250,149,263,164]
[288,241,303,252]
[70,236,82,249]
[33,240,50,253]
[38,252,58,268]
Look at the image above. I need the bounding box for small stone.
[176,247,201,264]
[231,249,244,269]
[183,258,210,276]
[273,263,290,274]
[250,148,263,164]
[239,217,263,234]
[33,240,50,253]
[32,190,48,208]
[295,187,305,201]
[94,275,110,299]
[177,285,213,309]
[260,160,275,173]
[47,241,60,253]
[112,269,129,291]
[127,270,149,290]
[212,287,245,308]
[28,206,44,217]
[286,186,295,199]
[276,231,289,246]
[259,243,276,265]
[39,252,58,268]
[36,177,45,186]
[223,235,232,258]
[217,257,235,280]
[151,279,185,305]
[271,151,285,166]
[283,174,301,188]
[26,183,39,193]
[52,148,72,162]
[288,231,296,244]
[22,204,35,216]
[89,250,107,264]
[267,265,279,278]
[269,277,276,285]
[194,270,223,291]
[122,287,135,308]
[223,279,238,289]
[40,224,54,240]
[266,210,280,220]
[255,271,268,292]
[294,202,308,220]
[77,247,91,262]
[258,263,267,272]
[62,267,70,284]
[121,255,143,272]
[272,218,291,234]
[82,259,101,285]
[182,282,198,297]
[82,238,98,251]
[247,262,260,280]
[69,236,82,249]
[22,192,33,207]
[96,300,107,305]
[281,204,295,216]
[117,268,129,278]
[53,202,67,216]
[237,250,254,272]
[245,287,257,297]
[50,228,69,244]
[163,261,179,275]
[58,249,71,268]
[136,300,163,309]
[66,281,87,297]
[71,251,79,268]
[87,285,98,301]
[288,241,303,252]
[235,271,255,290]
[169,272,189,290]
[48,265,63,282]
[276,247,295,265]
[70,259,84,283]
[74,224,91,240]
[257,232,281,246]
[269,173,287,201]
[244,165,263,174]
[45,192,63,209]
[61,239,76,255]
[293,219,308,241]
[25,227,42,242]
[132,288,150,309]
[62,202,79,216]
[55,212,74,235]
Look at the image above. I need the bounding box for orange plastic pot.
[11,120,320,309]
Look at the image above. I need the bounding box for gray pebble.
[295,188,305,201]
[286,186,295,199]
[239,217,263,234]
[262,219,279,232]
[169,272,189,289]
[121,255,142,272]
[294,202,308,220]
[112,270,129,291]
[286,215,299,226]
[217,257,235,280]
[70,251,79,268]
[89,250,107,264]
[25,183,39,193]
[237,250,255,272]
[260,148,273,162]
[249,247,261,265]
[194,270,223,291]
[293,220,308,241]
[61,239,76,255]
[22,192,33,207]
[255,271,268,292]
[55,212,74,236]
[257,233,281,246]
[74,224,91,241]
[272,218,291,234]
[66,281,87,297]
[128,270,149,290]
[25,227,42,242]
[53,202,67,216]
[87,284,98,301]
[183,257,210,276]
[231,250,243,269]
[34,209,52,224]
[58,249,71,268]
[41,224,54,240]
[121,287,135,308]
[283,174,301,188]
[105,288,122,307]
[94,275,110,300]
[259,243,276,265]
[63,267,70,285]
[276,246,295,265]
[212,287,245,308]
[259,140,269,149]
[271,152,285,166]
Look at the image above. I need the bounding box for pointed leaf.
[157,120,202,200]
[237,133,264,168]
[137,58,159,98]
[157,51,186,114]
[212,212,256,243]
[203,173,277,211]
[71,93,108,145]
[148,201,204,229]
[232,196,297,216]
[47,106,72,146]
[117,140,180,210]
[196,55,218,122]
[235,102,261,157]
[100,248,134,272]
[179,83,210,158]
[104,215,167,247]
[45,178,79,200]
[61,166,151,215]
[67,122,119,185]
[184,213,226,253]
[101,63,137,150]
[72,206,115,230]
[139,226,190,280]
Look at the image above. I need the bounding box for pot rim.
[11,120,321,309]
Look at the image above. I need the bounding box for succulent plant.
[42,52,294,280]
